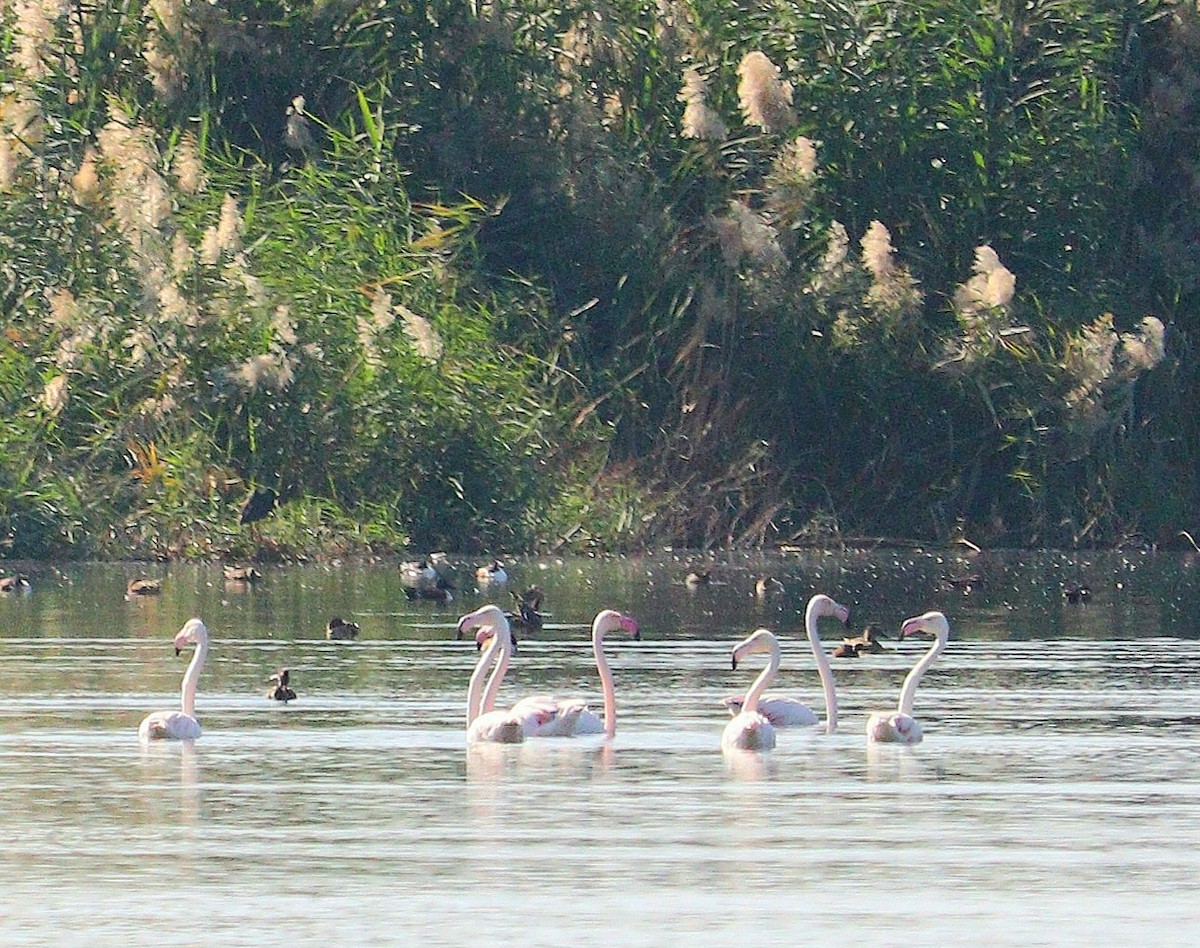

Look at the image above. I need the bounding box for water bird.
[866,611,951,745]
[832,624,889,658]
[505,609,641,738]
[401,558,455,602]
[1063,583,1091,605]
[685,569,711,588]
[722,630,783,751]
[138,618,209,741]
[239,486,279,526]
[755,575,784,598]
[126,578,162,599]
[267,668,297,702]
[506,586,545,636]
[476,560,509,586]
[224,565,261,583]
[459,606,526,744]
[722,594,848,731]
[326,617,360,640]
[0,573,31,593]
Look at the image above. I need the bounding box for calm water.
[1,550,1199,945]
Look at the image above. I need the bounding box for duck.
[476,560,509,586]
[224,564,261,583]
[126,578,162,599]
[267,668,297,702]
[832,625,890,658]
[239,486,278,526]
[1063,583,1091,605]
[505,586,545,635]
[400,558,455,601]
[326,617,360,640]
[754,575,784,598]
[0,574,32,593]
[685,569,711,588]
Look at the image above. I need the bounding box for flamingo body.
[723,711,776,750]
[866,711,923,745]
[138,618,208,742]
[138,710,201,741]
[721,695,818,727]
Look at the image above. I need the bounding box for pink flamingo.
[459,607,525,743]
[721,594,849,732]
[138,618,208,741]
[508,609,640,738]
[866,611,951,744]
[722,629,783,751]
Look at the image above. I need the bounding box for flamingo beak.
[835,604,850,624]
[730,655,739,671]
[175,647,183,657]
[621,615,641,641]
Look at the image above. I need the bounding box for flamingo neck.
[897,632,948,716]
[741,641,779,715]
[180,638,207,719]
[480,633,512,715]
[593,629,617,738]
[805,603,839,733]
[466,637,499,725]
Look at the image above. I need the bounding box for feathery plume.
[736,51,795,134]
[678,68,728,141]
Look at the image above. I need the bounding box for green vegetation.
[1,0,1196,558]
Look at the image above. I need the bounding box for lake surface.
[1,550,1198,945]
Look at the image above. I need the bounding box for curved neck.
[466,637,499,725]
[480,634,512,715]
[741,642,779,715]
[180,639,207,719]
[805,605,839,734]
[898,634,947,715]
[593,630,617,738]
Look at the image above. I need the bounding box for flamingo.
[138,618,209,741]
[866,611,951,745]
[508,609,641,738]
[458,605,526,743]
[721,593,849,732]
[722,629,782,751]
[458,605,587,738]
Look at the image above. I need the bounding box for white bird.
[721,593,849,732]
[508,609,640,738]
[722,629,783,751]
[866,611,951,745]
[138,618,209,741]
[459,608,525,744]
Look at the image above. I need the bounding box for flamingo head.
[808,594,850,625]
[731,628,778,670]
[593,609,640,642]
[471,620,517,655]
[900,611,951,642]
[456,604,507,640]
[173,618,208,656]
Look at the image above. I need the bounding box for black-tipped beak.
[175,647,182,657]
[731,656,739,671]
[632,630,642,642]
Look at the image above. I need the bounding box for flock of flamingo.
[136,591,952,752]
